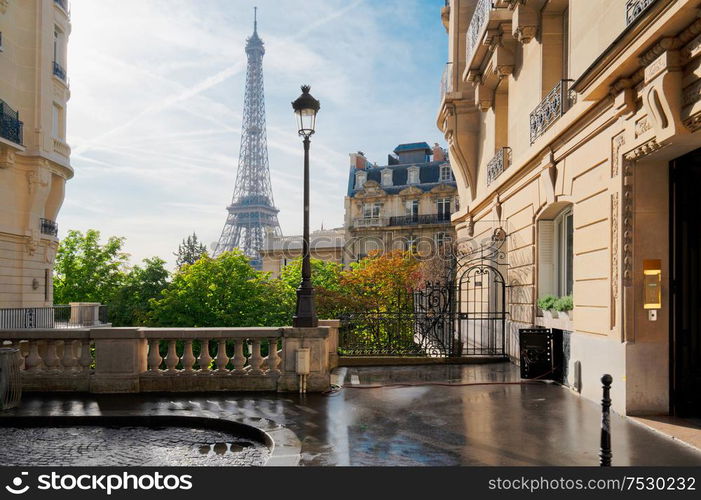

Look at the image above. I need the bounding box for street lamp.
[292,85,320,328]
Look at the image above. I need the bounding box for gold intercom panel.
[643,259,662,310]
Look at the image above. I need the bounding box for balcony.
[0,99,23,145]
[529,80,575,145]
[53,0,68,12]
[465,0,510,71]
[53,138,71,158]
[467,0,492,64]
[353,217,389,228]
[40,218,59,237]
[389,213,451,226]
[440,62,453,101]
[626,0,658,26]
[53,61,67,82]
[486,147,511,186]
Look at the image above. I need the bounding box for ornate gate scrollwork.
[339,228,508,358]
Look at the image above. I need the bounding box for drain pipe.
[296,348,310,394]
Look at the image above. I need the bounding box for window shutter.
[538,220,556,297]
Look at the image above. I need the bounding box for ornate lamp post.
[292,85,320,328]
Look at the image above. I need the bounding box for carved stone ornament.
[0,147,16,169]
[611,133,625,178]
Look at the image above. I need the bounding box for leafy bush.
[536,295,557,311]
[554,295,573,312]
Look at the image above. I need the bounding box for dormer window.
[408,166,420,184]
[381,168,393,187]
[355,170,367,189]
[440,163,453,182]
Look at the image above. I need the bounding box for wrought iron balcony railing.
[466,0,493,65]
[626,0,657,26]
[353,217,389,228]
[389,213,451,227]
[0,99,23,145]
[53,61,67,81]
[486,147,512,186]
[40,218,59,237]
[440,62,453,100]
[529,80,575,145]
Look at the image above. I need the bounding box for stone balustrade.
[0,329,93,391]
[0,322,341,394]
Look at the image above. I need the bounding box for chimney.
[433,143,446,162]
[350,151,367,170]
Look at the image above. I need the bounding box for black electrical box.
[519,328,556,379]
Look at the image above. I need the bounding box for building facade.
[260,227,346,279]
[438,0,701,416]
[0,0,72,308]
[345,142,458,260]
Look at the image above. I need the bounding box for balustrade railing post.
[79,339,92,372]
[24,341,42,372]
[266,337,280,374]
[197,339,212,373]
[45,340,60,372]
[182,339,196,372]
[600,374,613,466]
[60,340,77,372]
[147,339,162,372]
[249,339,264,375]
[165,340,179,372]
[232,339,246,374]
[215,339,229,373]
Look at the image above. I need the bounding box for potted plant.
[537,295,558,319]
[554,295,574,321]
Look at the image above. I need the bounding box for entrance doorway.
[671,148,701,416]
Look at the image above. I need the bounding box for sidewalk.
[3,363,701,466]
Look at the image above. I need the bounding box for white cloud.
[63,0,448,268]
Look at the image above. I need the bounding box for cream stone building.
[344,142,458,260]
[439,0,701,416]
[0,0,72,308]
[260,227,346,279]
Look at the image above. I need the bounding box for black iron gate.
[339,228,508,358]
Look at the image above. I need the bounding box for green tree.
[279,258,345,319]
[109,257,169,326]
[341,250,422,312]
[148,250,293,327]
[174,232,208,269]
[53,229,129,304]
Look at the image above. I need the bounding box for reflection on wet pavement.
[4,363,701,466]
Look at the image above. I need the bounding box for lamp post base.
[293,285,318,328]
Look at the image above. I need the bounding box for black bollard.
[600,374,613,466]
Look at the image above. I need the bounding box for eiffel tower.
[214,8,281,268]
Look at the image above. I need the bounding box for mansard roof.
[347,160,455,197]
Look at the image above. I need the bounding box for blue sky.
[63,0,448,268]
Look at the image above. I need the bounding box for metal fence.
[0,305,108,329]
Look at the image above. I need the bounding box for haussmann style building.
[0,0,72,309]
[344,142,458,260]
[260,227,346,279]
[438,0,701,417]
